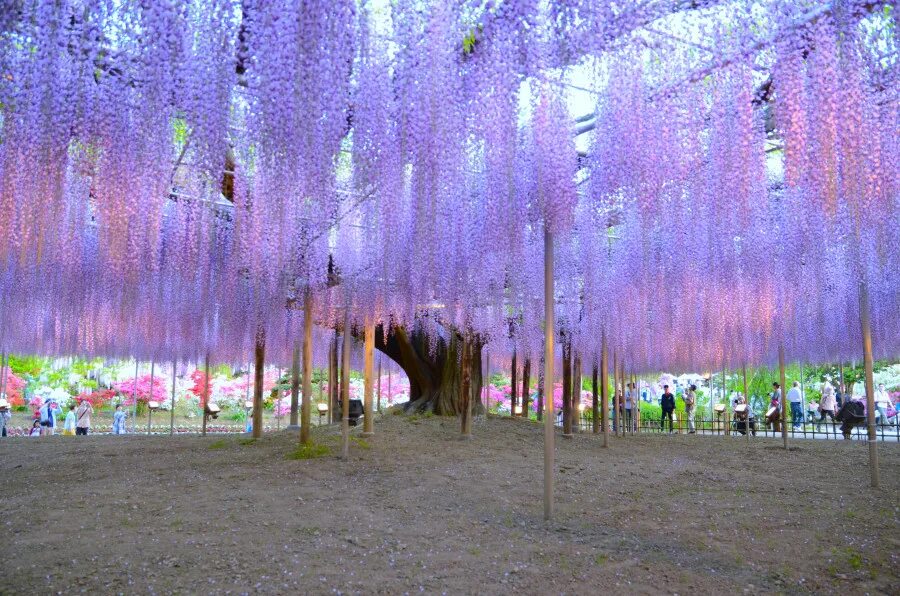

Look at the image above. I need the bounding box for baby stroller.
[835,400,866,439]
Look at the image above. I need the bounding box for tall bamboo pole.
[601,334,609,447]
[742,365,749,444]
[252,331,265,439]
[201,353,210,436]
[288,340,300,430]
[522,357,531,419]
[328,332,338,424]
[132,359,139,433]
[362,316,375,437]
[340,307,351,459]
[543,227,555,521]
[377,355,382,414]
[859,282,879,487]
[573,353,582,432]
[460,336,473,438]
[170,360,177,435]
[147,360,155,434]
[778,345,788,449]
[591,363,599,434]
[511,349,518,417]
[300,289,313,444]
[723,366,730,436]
[562,340,572,437]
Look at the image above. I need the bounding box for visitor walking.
[624,383,635,432]
[0,399,10,437]
[75,398,93,435]
[661,385,675,433]
[112,404,128,434]
[39,399,61,436]
[787,381,803,429]
[63,404,77,436]
[817,384,837,430]
[874,384,891,425]
[683,384,697,434]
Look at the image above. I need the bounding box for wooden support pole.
[778,344,788,450]
[511,349,518,417]
[377,356,382,414]
[573,353,582,432]
[484,353,491,414]
[522,357,531,419]
[724,366,730,436]
[635,373,641,434]
[288,339,300,429]
[460,336,473,438]
[591,363,599,434]
[362,316,375,437]
[300,290,313,444]
[170,360,176,435]
[340,308,351,459]
[148,360,155,435]
[328,332,338,425]
[743,365,750,444]
[252,331,265,439]
[601,334,609,447]
[543,226,555,521]
[562,340,573,437]
[132,359,139,433]
[618,359,625,437]
[202,353,210,436]
[859,282,880,488]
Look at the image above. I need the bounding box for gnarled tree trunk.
[374,324,483,415]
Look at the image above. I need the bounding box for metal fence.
[572,411,900,442]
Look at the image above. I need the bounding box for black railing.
[571,411,899,442]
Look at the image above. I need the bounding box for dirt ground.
[1,414,897,595]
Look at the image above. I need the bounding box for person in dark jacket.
[660,385,675,433]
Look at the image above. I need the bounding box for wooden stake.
[484,353,491,415]
[562,340,572,437]
[460,335,473,438]
[591,363,599,434]
[511,349,518,417]
[132,359,139,433]
[202,353,210,436]
[742,364,749,444]
[601,334,609,447]
[859,282,880,488]
[573,353,582,432]
[522,357,531,419]
[328,332,338,425]
[340,308,351,459]
[362,316,375,437]
[723,366,730,436]
[300,289,313,444]
[148,360,155,435]
[252,331,264,439]
[289,340,300,429]
[543,227,555,521]
[170,360,176,435]
[778,344,788,450]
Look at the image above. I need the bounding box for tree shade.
[0,0,896,372]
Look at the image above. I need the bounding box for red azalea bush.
[75,388,117,407]
[113,375,169,406]
[2,368,26,406]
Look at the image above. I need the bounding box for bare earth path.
[1,415,897,594]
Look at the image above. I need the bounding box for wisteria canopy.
[0,0,897,373]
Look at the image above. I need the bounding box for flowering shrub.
[113,375,169,406]
[75,389,117,407]
[1,368,26,406]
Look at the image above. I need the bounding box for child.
[112,404,128,434]
[29,419,42,436]
[63,404,77,435]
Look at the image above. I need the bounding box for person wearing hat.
[39,398,61,436]
[75,398,93,436]
[0,398,11,437]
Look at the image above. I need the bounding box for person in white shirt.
[75,399,93,435]
[787,382,803,429]
[624,383,635,432]
[683,384,697,434]
[874,384,892,426]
